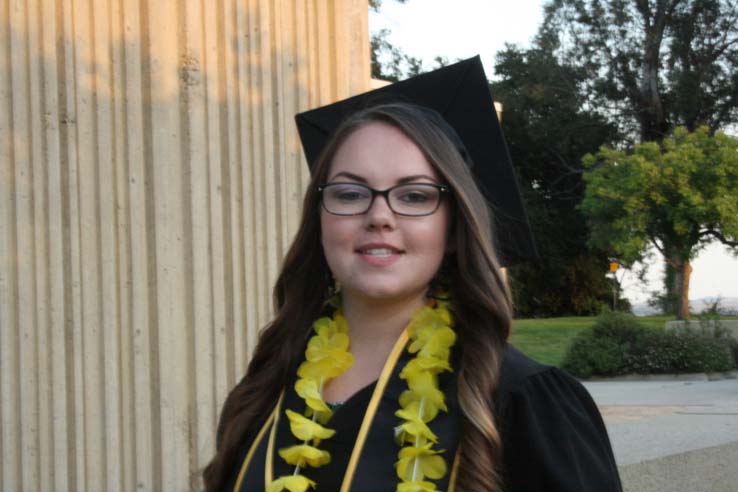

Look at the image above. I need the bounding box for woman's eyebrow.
[328,172,438,184]
[397,174,437,184]
[329,171,367,183]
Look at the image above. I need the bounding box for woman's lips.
[356,246,403,266]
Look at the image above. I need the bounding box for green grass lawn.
[510,317,595,367]
[510,314,686,367]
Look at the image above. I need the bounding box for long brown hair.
[203,103,512,492]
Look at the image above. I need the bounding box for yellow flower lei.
[395,298,455,492]
[267,297,455,492]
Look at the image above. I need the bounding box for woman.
[204,63,622,492]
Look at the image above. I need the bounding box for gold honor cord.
[263,297,455,492]
[447,450,460,492]
[339,329,410,492]
[233,392,284,492]
[265,393,285,486]
[261,330,410,492]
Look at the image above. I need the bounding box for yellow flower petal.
[403,372,446,412]
[419,453,446,480]
[418,326,456,359]
[279,444,331,467]
[298,352,353,380]
[397,480,439,492]
[395,405,438,442]
[399,391,440,422]
[285,409,335,442]
[294,378,331,414]
[400,356,451,378]
[266,475,316,492]
[312,316,334,335]
[396,444,447,482]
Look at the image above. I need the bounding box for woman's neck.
[340,290,426,348]
[319,290,427,404]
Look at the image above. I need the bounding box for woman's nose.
[364,194,396,230]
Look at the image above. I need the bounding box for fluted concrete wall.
[0,1,370,490]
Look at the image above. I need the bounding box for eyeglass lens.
[321,183,442,216]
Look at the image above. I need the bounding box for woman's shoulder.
[494,344,623,491]
[495,343,596,406]
[497,343,553,390]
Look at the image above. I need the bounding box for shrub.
[562,311,737,378]
[562,311,647,378]
[624,328,734,374]
[730,339,738,368]
[561,335,623,378]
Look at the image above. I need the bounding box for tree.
[492,45,624,316]
[581,126,738,319]
[370,29,425,82]
[541,0,738,313]
[541,0,738,142]
[369,1,451,81]
[369,0,407,11]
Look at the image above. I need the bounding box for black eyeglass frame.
[317,182,450,217]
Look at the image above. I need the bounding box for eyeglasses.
[318,182,449,216]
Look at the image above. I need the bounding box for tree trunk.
[636,0,672,142]
[671,258,693,320]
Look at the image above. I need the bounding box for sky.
[370,0,738,305]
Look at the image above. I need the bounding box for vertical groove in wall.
[203,0,224,467]
[0,1,369,490]
[234,0,255,372]
[138,0,164,487]
[271,0,287,258]
[73,0,103,488]
[12,2,40,491]
[31,0,54,486]
[212,0,232,433]
[0,0,21,488]
[220,0,238,400]
[293,0,309,215]
[109,0,136,488]
[41,0,69,489]
[56,0,83,489]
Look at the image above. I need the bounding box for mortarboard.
[294,56,537,266]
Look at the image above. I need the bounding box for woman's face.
[320,122,450,305]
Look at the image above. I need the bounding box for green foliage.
[562,311,737,378]
[370,30,451,82]
[624,327,735,374]
[370,29,424,82]
[541,0,738,318]
[696,298,738,367]
[582,126,738,264]
[492,46,621,316]
[541,0,738,140]
[562,311,649,377]
[368,0,407,12]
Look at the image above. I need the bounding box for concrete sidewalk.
[583,378,738,492]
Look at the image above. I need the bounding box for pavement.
[583,377,738,492]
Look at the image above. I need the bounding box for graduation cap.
[295,56,537,266]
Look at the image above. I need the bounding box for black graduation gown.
[222,340,622,492]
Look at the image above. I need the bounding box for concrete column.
[0,1,370,490]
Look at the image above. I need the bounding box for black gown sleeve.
[496,346,622,492]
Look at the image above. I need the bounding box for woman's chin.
[342,284,428,305]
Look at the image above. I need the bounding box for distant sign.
[609,262,619,273]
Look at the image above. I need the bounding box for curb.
[584,370,738,382]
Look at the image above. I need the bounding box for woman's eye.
[331,186,369,202]
[398,191,431,203]
[337,191,363,201]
